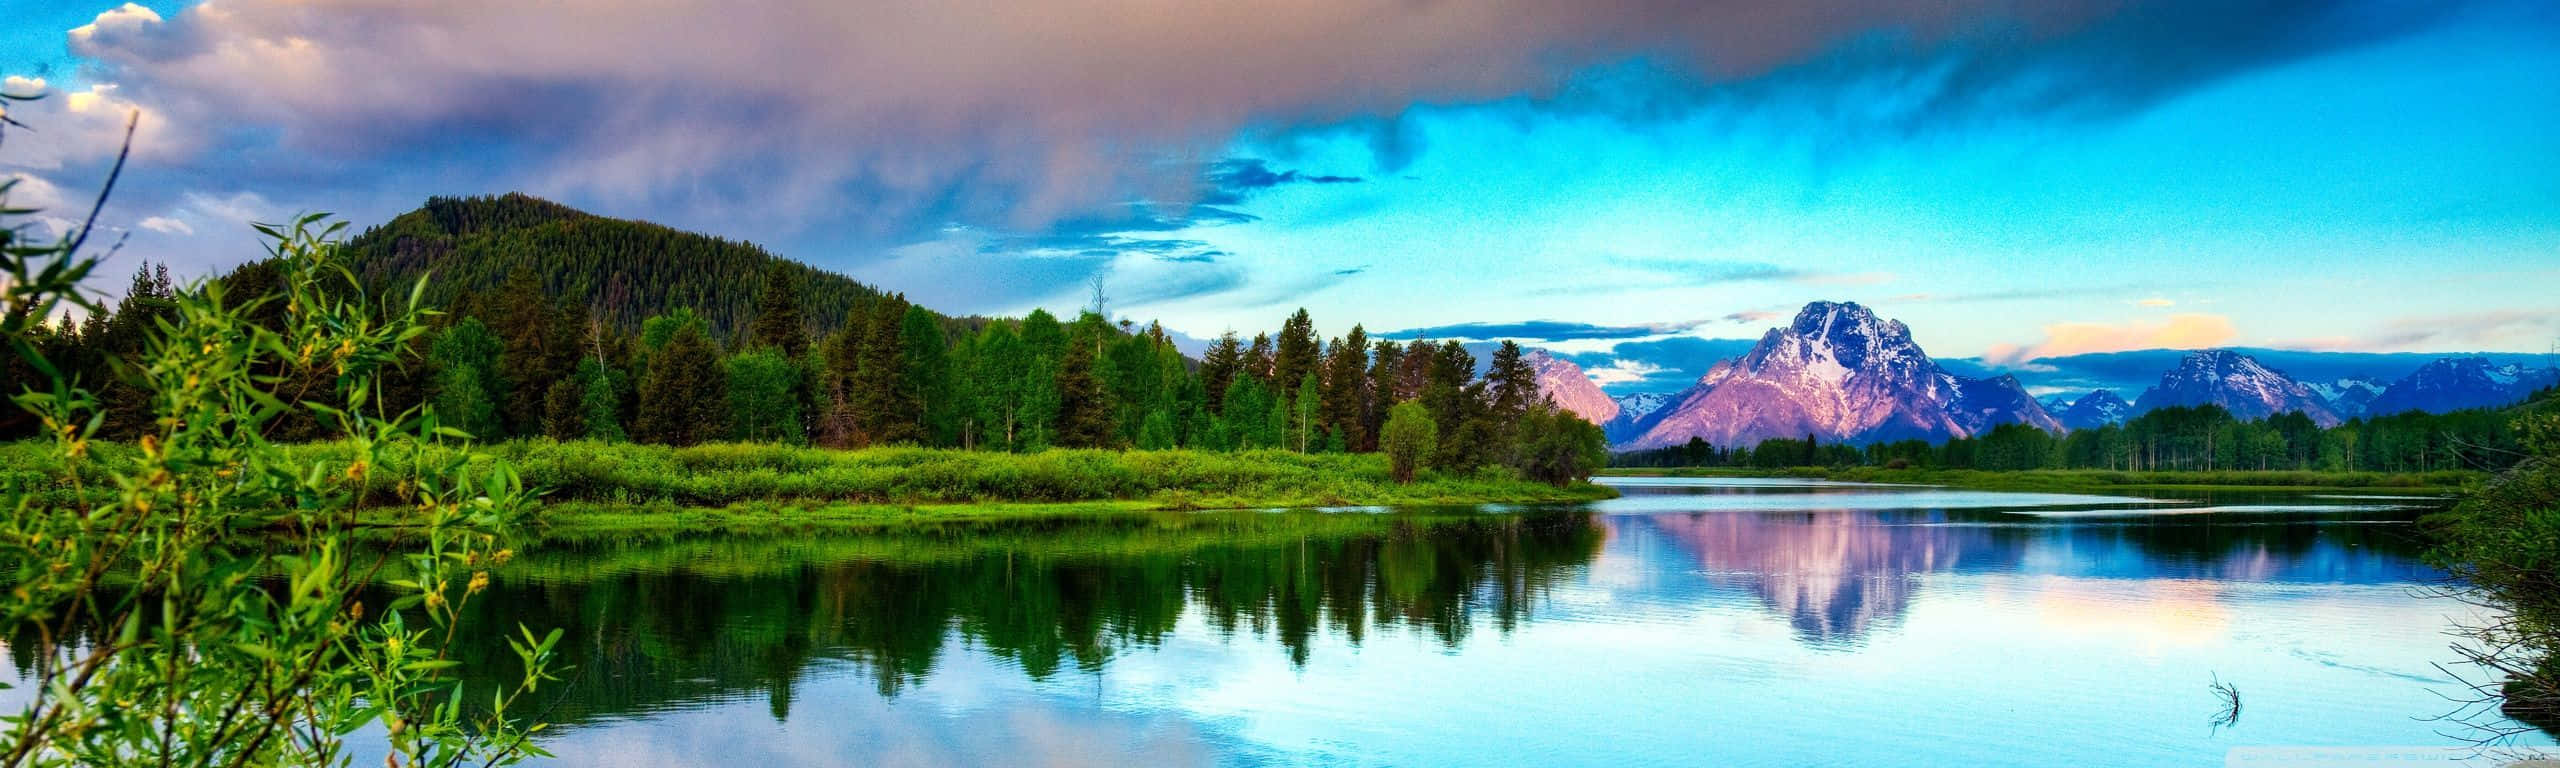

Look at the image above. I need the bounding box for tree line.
[1612,399,2553,473]
[5,259,1607,485]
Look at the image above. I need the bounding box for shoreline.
[1596,466,2476,494]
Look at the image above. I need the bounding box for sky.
[4,0,2557,395]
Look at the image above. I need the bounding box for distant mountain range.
[1559,301,2558,450]
[1610,302,2062,450]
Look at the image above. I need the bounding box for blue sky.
[5,0,2556,395]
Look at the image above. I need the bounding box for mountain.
[1526,350,1619,424]
[336,193,916,336]
[1951,375,2066,435]
[2053,390,2133,431]
[2364,357,2560,416]
[1614,392,1675,421]
[2131,350,2340,426]
[2316,380,2382,420]
[1620,301,2059,449]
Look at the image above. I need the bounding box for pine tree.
[1273,308,1319,389]
[541,378,585,439]
[1200,331,1244,414]
[1321,326,1370,451]
[1054,329,1117,448]
[747,260,811,357]
[853,297,916,444]
[1244,333,1274,382]
[487,267,574,438]
[575,357,627,442]
[811,324,865,448]
[635,322,726,446]
[1364,339,1404,450]
[898,304,952,445]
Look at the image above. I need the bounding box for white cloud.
[1583,358,1666,386]
[138,216,193,235]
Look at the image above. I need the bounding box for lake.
[450,477,2553,766]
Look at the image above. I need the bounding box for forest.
[1610,397,2554,473]
[0,195,1608,487]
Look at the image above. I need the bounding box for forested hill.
[337,193,917,336]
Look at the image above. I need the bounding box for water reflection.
[1636,504,2432,646]
[453,511,1603,726]
[411,478,2527,765]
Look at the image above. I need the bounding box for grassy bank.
[4,440,1614,521]
[1598,465,2477,493]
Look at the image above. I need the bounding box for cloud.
[1582,358,1667,386]
[2136,297,2175,308]
[136,216,192,235]
[1722,310,1783,324]
[1983,313,2239,364]
[1380,319,1708,342]
[2283,310,2560,353]
[1201,159,1362,204]
[23,0,2476,248]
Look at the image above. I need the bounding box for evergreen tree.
[811,324,864,448]
[1320,326,1370,451]
[635,322,726,446]
[898,304,953,445]
[574,357,627,442]
[1273,308,1319,389]
[541,378,585,439]
[1244,333,1274,382]
[1200,331,1244,414]
[1364,339,1404,450]
[487,267,578,438]
[747,260,811,357]
[854,297,916,444]
[94,263,175,438]
[1054,328,1117,448]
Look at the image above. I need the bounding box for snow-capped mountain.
[2053,390,2133,431]
[2314,378,2385,419]
[2132,350,2340,426]
[1619,302,2059,449]
[1525,350,1619,424]
[2365,357,2560,416]
[1614,392,1675,421]
[1952,375,2066,435]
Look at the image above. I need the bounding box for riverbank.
[1597,465,2477,494]
[4,440,1615,524]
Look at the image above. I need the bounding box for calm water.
[440,478,2549,766]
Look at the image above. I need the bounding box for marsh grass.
[6,440,1616,518]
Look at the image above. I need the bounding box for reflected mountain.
[1628,487,2438,647]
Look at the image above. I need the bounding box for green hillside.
[338,193,903,336]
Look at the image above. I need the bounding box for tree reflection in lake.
[400,480,2494,767]
[446,509,1604,727]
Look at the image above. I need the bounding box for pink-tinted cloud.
[1984,313,2238,364]
[22,0,2150,236]
[2279,310,2560,353]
